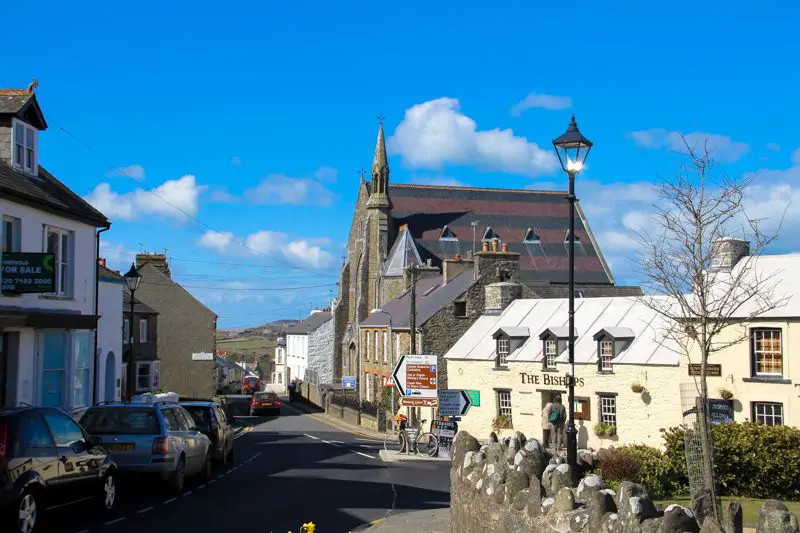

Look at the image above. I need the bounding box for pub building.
[445,247,800,448]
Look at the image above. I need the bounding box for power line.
[105,248,338,272]
[139,280,337,291]
[57,125,338,275]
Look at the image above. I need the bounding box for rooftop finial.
[359,167,367,182]
[27,78,38,95]
[377,112,386,125]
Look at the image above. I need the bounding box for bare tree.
[634,135,788,515]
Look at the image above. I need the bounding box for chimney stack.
[710,238,750,271]
[136,253,171,278]
[443,254,473,283]
[98,258,107,268]
[484,282,522,315]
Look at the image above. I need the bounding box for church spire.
[367,115,391,209]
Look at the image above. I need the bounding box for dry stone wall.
[450,430,799,533]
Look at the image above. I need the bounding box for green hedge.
[661,422,800,500]
[597,445,687,500]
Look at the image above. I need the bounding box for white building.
[0,83,111,410]
[267,337,287,394]
[285,309,333,384]
[97,263,124,402]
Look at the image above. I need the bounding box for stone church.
[332,121,635,380]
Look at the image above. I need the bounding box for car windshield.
[183,406,211,431]
[80,408,160,435]
[255,392,276,401]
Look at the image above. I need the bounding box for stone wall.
[450,430,799,533]
[0,122,12,165]
[308,317,335,384]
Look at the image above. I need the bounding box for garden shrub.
[660,422,800,500]
[596,445,686,499]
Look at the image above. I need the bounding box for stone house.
[333,120,640,383]
[285,309,334,385]
[127,253,217,398]
[123,289,159,396]
[0,82,111,411]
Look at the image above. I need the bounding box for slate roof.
[386,184,614,285]
[286,311,333,335]
[446,296,678,366]
[0,163,109,226]
[0,91,33,114]
[123,292,159,315]
[360,269,477,330]
[99,264,125,282]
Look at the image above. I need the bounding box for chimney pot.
[501,242,508,252]
[482,241,489,252]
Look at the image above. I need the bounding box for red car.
[242,376,261,395]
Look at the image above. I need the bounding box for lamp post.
[123,263,142,402]
[552,115,593,483]
[370,308,395,421]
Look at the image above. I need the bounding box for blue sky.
[7,1,800,327]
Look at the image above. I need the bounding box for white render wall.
[97,279,124,402]
[286,334,308,382]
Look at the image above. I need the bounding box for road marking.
[184,490,193,495]
[105,518,126,525]
[137,506,155,514]
[209,479,217,484]
[304,434,320,440]
[197,484,207,489]
[77,529,90,533]
[331,440,344,444]
[163,497,177,504]
[321,439,340,446]
[356,451,376,459]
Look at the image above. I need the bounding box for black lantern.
[123,263,141,292]
[552,115,593,174]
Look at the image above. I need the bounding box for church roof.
[386,183,613,285]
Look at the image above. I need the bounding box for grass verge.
[654,497,800,526]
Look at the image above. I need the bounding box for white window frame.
[497,338,510,366]
[135,360,160,392]
[374,330,379,362]
[497,390,512,418]
[383,331,388,363]
[72,331,92,409]
[752,329,783,377]
[752,402,783,426]
[545,339,557,369]
[2,215,21,254]
[43,225,73,297]
[600,340,614,371]
[365,331,371,360]
[139,318,148,344]
[599,395,617,426]
[395,334,401,358]
[12,118,38,176]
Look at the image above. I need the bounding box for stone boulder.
[660,504,700,533]
[724,501,743,533]
[553,487,576,513]
[506,436,521,462]
[504,470,530,504]
[588,490,618,533]
[516,440,545,480]
[692,488,715,528]
[541,497,555,516]
[514,431,528,449]
[641,517,663,533]
[526,475,544,518]
[549,463,573,495]
[757,501,799,533]
[485,442,506,466]
[700,517,726,533]
[600,512,622,533]
[616,481,658,533]
[452,432,480,465]
[571,509,591,532]
[577,474,605,500]
[578,448,596,467]
[512,488,529,511]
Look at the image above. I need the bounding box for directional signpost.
[438,389,472,417]
[392,354,438,406]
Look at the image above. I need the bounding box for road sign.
[383,375,394,387]
[392,354,437,398]
[191,352,214,361]
[400,397,437,407]
[466,389,481,407]
[438,389,472,416]
[341,376,357,390]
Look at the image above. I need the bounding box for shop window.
[599,395,617,427]
[751,329,783,377]
[752,402,783,426]
[40,331,67,408]
[497,338,510,367]
[73,332,92,408]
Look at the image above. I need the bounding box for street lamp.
[370,308,395,421]
[123,263,142,402]
[552,115,592,484]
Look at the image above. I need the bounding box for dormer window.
[482,227,499,241]
[12,119,37,175]
[564,230,580,243]
[599,340,613,371]
[497,338,510,366]
[544,339,557,369]
[592,328,634,373]
[523,228,541,244]
[439,226,457,241]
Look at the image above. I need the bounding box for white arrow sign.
[391,354,438,398]
[438,389,472,416]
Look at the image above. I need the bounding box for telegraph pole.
[408,265,419,424]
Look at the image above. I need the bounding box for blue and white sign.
[342,376,357,390]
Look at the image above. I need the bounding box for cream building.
[445,294,683,450]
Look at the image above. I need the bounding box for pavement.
[353,508,451,532]
[288,397,387,440]
[53,397,450,533]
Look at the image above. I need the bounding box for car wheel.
[13,489,40,533]
[172,456,186,492]
[202,452,213,481]
[98,473,117,512]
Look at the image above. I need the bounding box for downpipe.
[92,225,111,406]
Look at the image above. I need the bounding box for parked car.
[78,402,212,492]
[1,406,118,533]
[242,376,261,395]
[249,392,281,416]
[179,400,235,465]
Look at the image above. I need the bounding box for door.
[215,407,234,455]
[38,332,68,409]
[42,410,102,504]
[176,407,205,474]
[105,352,116,402]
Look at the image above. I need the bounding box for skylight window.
[482,227,499,241]
[523,228,541,244]
[564,230,580,243]
[439,226,458,241]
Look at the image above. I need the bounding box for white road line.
[209,479,217,484]
[322,439,340,446]
[163,497,177,504]
[356,451,376,459]
[184,490,193,495]
[304,434,321,440]
[77,529,90,533]
[137,506,154,514]
[331,440,344,444]
[197,484,207,489]
[105,518,126,526]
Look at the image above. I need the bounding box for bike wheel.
[416,432,439,457]
[384,431,405,454]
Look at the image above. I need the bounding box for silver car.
[79,402,212,491]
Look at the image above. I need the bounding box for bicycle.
[384,414,439,457]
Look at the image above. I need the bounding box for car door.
[42,410,103,505]
[214,407,233,454]
[175,407,204,474]
[9,412,62,506]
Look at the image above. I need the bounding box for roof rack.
[153,400,179,406]
[95,401,124,406]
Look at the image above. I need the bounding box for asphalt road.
[51,400,451,533]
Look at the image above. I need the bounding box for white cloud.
[244,174,336,207]
[793,148,800,166]
[105,164,145,181]
[231,156,241,167]
[766,143,781,152]
[627,128,749,163]
[509,92,572,116]
[408,176,467,187]
[85,175,206,222]
[209,189,236,202]
[314,166,338,183]
[388,97,559,176]
[198,229,334,269]
[99,240,133,269]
